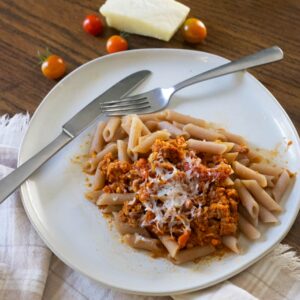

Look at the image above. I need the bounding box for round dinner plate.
[20,49,300,296]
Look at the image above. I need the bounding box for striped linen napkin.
[0,114,299,300]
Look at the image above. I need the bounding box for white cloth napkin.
[1,114,300,300]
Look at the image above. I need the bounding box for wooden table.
[1,0,299,252]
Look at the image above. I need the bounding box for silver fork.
[101,46,283,116]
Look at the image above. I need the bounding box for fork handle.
[0,132,72,204]
[173,46,284,92]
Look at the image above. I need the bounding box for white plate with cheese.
[20,49,300,295]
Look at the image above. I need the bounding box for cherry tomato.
[41,55,66,80]
[106,35,128,54]
[83,14,104,36]
[182,18,207,44]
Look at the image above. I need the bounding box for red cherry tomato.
[83,14,104,36]
[182,18,207,44]
[106,35,128,54]
[41,55,66,80]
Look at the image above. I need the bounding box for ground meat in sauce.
[99,137,240,250]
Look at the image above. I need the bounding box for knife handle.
[0,132,72,204]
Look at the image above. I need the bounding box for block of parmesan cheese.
[100,0,190,41]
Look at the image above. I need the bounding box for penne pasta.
[117,140,130,162]
[83,143,118,174]
[158,121,190,139]
[217,128,247,145]
[235,179,259,223]
[89,121,106,154]
[238,214,261,240]
[172,121,185,130]
[121,114,150,135]
[103,117,121,142]
[128,115,143,151]
[113,213,150,237]
[183,123,226,141]
[172,245,215,264]
[159,235,180,258]
[133,130,170,153]
[272,170,291,202]
[222,236,240,254]
[249,163,283,177]
[82,110,293,264]
[239,205,258,227]
[85,190,102,203]
[232,161,267,187]
[102,205,122,213]
[145,120,159,132]
[93,167,106,191]
[258,205,278,223]
[265,175,275,188]
[96,193,135,205]
[123,233,162,252]
[165,109,207,127]
[241,180,282,212]
[223,152,239,163]
[187,139,227,154]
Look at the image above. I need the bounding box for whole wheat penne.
[232,161,267,187]
[111,128,127,142]
[121,115,150,135]
[133,130,170,153]
[187,139,227,154]
[145,120,159,132]
[241,180,282,212]
[128,115,143,151]
[123,233,162,252]
[102,205,122,213]
[223,152,239,163]
[237,158,250,166]
[223,177,234,186]
[172,121,185,130]
[159,121,190,139]
[103,117,121,142]
[247,150,263,162]
[89,121,106,154]
[113,213,150,237]
[165,110,207,127]
[159,235,180,258]
[223,142,235,152]
[238,214,261,240]
[183,123,226,141]
[85,190,102,203]
[93,168,106,191]
[172,245,215,264]
[96,193,135,205]
[139,112,166,122]
[235,179,259,222]
[232,143,249,154]
[258,205,278,223]
[249,163,283,177]
[272,170,291,202]
[217,129,247,145]
[239,205,258,227]
[265,175,275,188]
[83,143,117,174]
[117,140,130,162]
[222,236,240,254]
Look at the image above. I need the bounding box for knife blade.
[0,70,151,204]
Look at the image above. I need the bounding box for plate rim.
[19,48,300,296]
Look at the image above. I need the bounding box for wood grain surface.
[0,0,300,252]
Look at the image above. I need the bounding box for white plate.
[20,49,300,296]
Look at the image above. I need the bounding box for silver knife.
[0,70,151,203]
